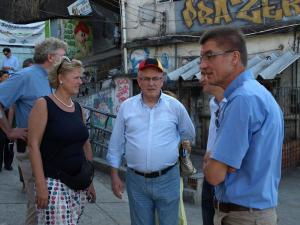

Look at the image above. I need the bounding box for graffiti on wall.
[160,53,170,70]
[176,0,300,32]
[92,89,114,129]
[63,20,93,59]
[129,48,172,74]
[129,48,150,74]
[114,78,131,113]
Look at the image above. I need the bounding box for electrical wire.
[110,0,164,14]
[141,23,162,32]
[126,4,163,22]
[108,1,163,25]
[126,2,286,25]
[98,0,119,9]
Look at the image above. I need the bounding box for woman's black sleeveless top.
[40,96,89,178]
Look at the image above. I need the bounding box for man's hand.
[111,170,124,199]
[7,128,27,140]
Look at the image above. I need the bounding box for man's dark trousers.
[202,177,215,225]
[0,130,14,170]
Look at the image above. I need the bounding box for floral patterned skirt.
[36,177,88,225]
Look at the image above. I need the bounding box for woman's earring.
[59,81,63,85]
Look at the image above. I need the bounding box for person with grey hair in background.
[0,37,68,225]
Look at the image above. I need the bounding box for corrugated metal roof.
[257,50,300,79]
[167,50,300,81]
[167,57,199,81]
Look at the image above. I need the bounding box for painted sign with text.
[0,19,45,46]
[114,78,131,113]
[176,0,300,33]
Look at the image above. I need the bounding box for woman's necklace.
[53,93,74,108]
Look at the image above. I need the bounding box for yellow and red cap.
[138,58,163,72]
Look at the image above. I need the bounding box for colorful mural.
[63,20,93,59]
[160,52,170,70]
[176,0,300,33]
[129,48,150,74]
[92,89,114,129]
[129,48,173,74]
[114,78,131,113]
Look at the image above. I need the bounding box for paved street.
[0,159,299,225]
[0,160,200,225]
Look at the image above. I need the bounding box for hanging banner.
[68,0,93,16]
[0,19,45,46]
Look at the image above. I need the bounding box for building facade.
[121,0,300,168]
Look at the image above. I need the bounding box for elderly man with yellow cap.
[107,58,195,225]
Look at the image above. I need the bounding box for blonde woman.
[28,57,96,224]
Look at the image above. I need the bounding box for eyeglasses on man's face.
[199,50,236,64]
[140,76,163,82]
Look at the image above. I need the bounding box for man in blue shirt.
[0,38,68,225]
[107,58,195,225]
[200,27,284,225]
[200,76,226,225]
[2,47,19,74]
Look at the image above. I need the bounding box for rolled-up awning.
[167,50,300,81]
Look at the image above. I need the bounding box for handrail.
[83,105,117,118]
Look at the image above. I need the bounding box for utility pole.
[120,0,128,74]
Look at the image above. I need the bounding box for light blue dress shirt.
[2,55,19,74]
[107,93,195,172]
[206,97,227,151]
[212,69,284,209]
[0,64,51,128]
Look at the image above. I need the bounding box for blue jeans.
[202,178,215,225]
[126,164,180,225]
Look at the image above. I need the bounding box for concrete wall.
[125,0,300,41]
[125,0,177,41]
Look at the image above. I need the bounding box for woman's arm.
[80,106,93,161]
[28,98,48,209]
[80,106,96,202]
